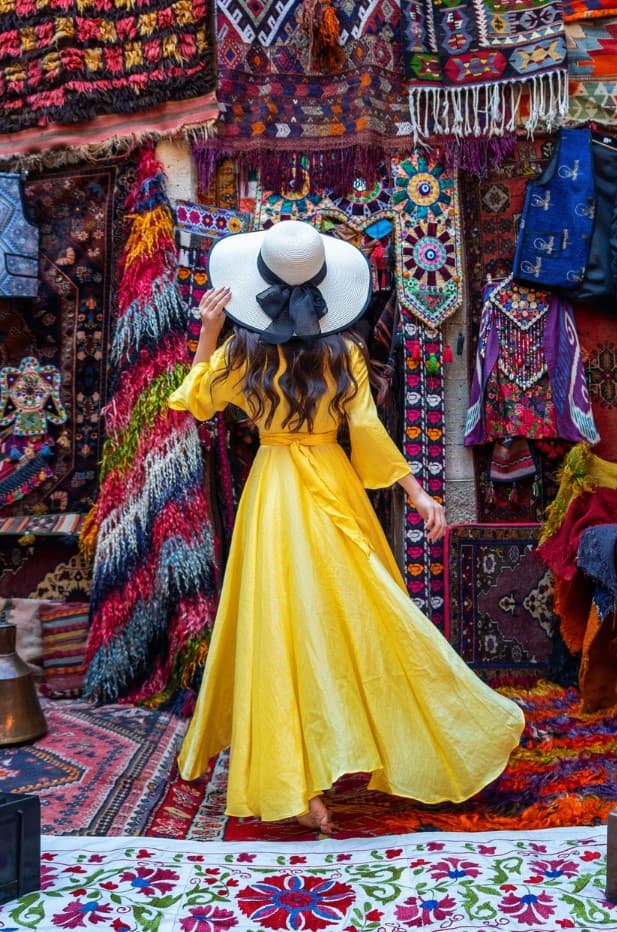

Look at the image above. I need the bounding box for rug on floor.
[0,827,614,931]
[145,681,617,842]
[1,699,187,835]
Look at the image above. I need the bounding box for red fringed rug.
[145,681,617,842]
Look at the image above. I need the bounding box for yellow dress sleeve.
[346,342,411,489]
[168,339,246,421]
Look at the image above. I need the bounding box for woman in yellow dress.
[169,220,525,835]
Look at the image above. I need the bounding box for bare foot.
[296,796,333,835]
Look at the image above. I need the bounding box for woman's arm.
[192,287,231,367]
[398,471,447,543]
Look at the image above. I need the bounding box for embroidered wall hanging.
[0,357,67,509]
[193,0,413,196]
[82,147,218,708]
[0,174,39,298]
[465,277,600,447]
[0,1,216,138]
[400,0,569,141]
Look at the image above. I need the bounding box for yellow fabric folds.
[170,338,525,822]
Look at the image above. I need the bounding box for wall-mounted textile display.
[253,152,462,630]
[400,0,568,144]
[174,200,258,567]
[566,14,617,125]
[446,523,567,684]
[193,0,413,195]
[0,156,136,515]
[0,174,39,297]
[465,277,600,447]
[459,136,566,521]
[82,147,217,709]
[0,1,216,140]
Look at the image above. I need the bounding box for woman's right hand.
[199,287,231,337]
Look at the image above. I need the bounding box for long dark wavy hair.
[214,326,380,431]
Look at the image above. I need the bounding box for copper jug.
[0,621,47,745]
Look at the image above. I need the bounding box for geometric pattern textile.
[0,157,136,516]
[0,1,216,136]
[566,18,617,125]
[1,699,187,836]
[445,523,561,679]
[0,827,614,930]
[196,0,414,195]
[401,0,569,139]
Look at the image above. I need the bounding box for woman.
[169,220,524,834]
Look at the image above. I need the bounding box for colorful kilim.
[193,0,413,196]
[566,18,617,125]
[573,304,617,462]
[1,699,187,835]
[145,681,617,842]
[82,146,218,708]
[0,157,136,515]
[445,523,563,679]
[0,1,216,137]
[563,0,617,20]
[254,154,459,625]
[401,0,569,140]
[1,828,615,931]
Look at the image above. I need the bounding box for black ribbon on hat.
[255,251,329,344]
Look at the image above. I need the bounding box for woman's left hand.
[411,488,447,543]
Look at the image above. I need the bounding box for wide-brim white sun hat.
[207,220,372,343]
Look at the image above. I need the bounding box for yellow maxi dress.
[169,338,525,822]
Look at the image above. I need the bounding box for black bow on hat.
[255,252,329,344]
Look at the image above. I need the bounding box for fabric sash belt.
[260,430,338,446]
[259,429,372,556]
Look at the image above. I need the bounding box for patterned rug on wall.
[0,1,216,137]
[0,534,91,601]
[194,0,413,195]
[445,523,572,682]
[0,157,136,517]
[143,681,616,843]
[2,699,187,835]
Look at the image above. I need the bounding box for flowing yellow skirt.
[178,440,525,822]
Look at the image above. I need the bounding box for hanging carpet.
[0,1,216,138]
[194,0,413,195]
[566,17,617,126]
[400,0,569,143]
[0,156,136,516]
[82,147,217,709]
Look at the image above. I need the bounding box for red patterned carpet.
[3,699,187,835]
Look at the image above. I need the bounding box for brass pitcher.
[0,621,47,746]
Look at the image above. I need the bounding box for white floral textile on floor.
[1,826,614,930]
